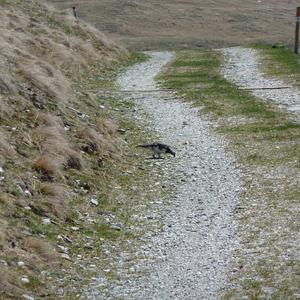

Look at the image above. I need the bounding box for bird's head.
[167,148,176,157]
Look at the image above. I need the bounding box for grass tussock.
[77,126,120,158]
[160,49,300,299]
[23,237,57,263]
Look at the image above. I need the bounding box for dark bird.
[137,143,175,159]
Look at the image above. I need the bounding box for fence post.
[72,6,77,19]
[294,7,300,54]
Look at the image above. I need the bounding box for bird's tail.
[137,144,152,148]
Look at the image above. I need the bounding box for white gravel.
[85,52,243,299]
[222,47,300,122]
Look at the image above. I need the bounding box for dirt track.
[222,46,300,122]
[84,52,243,299]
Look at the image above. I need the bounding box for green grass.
[252,43,300,79]
[160,49,300,299]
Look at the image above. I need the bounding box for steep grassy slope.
[48,0,299,49]
[0,0,148,298]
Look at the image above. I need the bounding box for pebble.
[17,261,25,267]
[110,224,123,231]
[42,218,51,225]
[22,295,35,300]
[70,226,80,231]
[90,198,99,206]
[24,190,32,197]
[61,253,71,260]
[21,277,30,284]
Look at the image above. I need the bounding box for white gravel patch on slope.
[85,52,243,299]
[222,47,300,122]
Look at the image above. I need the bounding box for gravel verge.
[221,46,300,122]
[85,52,243,299]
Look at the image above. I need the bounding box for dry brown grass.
[0,270,22,299]
[0,0,129,298]
[37,182,67,196]
[77,126,120,158]
[32,111,61,127]
[32,119,83,175]
[48,0,299,50]
[23,237,57,263]
[0,132,16,159]
[32,156,60,180]
[96,118,118,136]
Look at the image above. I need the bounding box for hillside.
[48,0,299,49]
[0,0,132,298]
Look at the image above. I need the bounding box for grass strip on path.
[158,49,300,299]
[252,44,300,81]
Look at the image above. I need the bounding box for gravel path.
[86,52,243,299]
[222,47,300,122]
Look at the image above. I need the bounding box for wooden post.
[72,6,77,19]
[294,7,300,54]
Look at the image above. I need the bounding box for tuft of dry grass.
[96,118,118,136]
[0,270,22,299]
[78,124,120,159]
[0,132,16,159]
[32,155,60,181]
[32,122,83,173]
[23,237,57,263]
[32,112,61,127]
[37,182,67,197]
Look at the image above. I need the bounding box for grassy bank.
[158,49,300,299]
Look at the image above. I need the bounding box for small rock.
[24,206,31,210]
[90,198,99,206]
[0,259,7,266]
[57,245,69,253]
[24,190,32,197]
[17,261,25,267]
[61,253,71,261]
[42,218,51,225]
[0,167,4,173]
[117,128,126,134]
[70,226,79,231]
[22,295,35,300]
[21,277,30,284]
[110,223,123,231]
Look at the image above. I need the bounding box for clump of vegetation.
[159,49,300,299]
